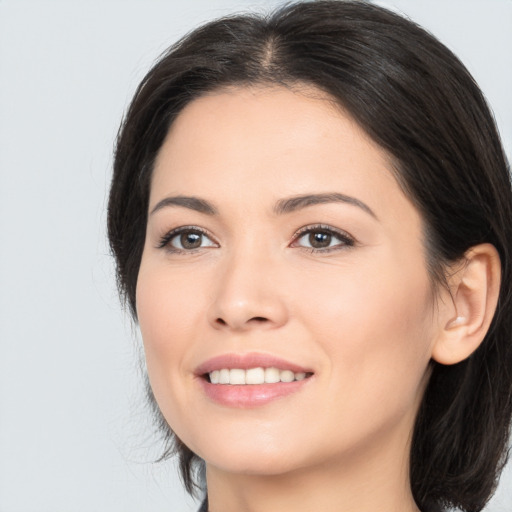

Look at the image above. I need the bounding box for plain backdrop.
[0,1,510,511]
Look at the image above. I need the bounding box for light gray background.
[0,1,510,511]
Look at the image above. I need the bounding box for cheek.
[135,261,219,451]
[295,250,435,413]
[135,259,205,406]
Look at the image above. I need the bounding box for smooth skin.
[136,86,500,512]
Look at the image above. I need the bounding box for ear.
[432,243,501,365]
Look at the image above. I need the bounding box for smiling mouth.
[204,367,314,385]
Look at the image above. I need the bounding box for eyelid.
[157,225,219,252]
[290,224,356,251]
[156,223,354,253]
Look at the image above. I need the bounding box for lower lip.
[198,378,311,408]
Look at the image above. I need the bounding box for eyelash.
[157,226,218,253]
[291,224,355,253]
[157,224,355,254]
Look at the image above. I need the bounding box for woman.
[107,1,512,511]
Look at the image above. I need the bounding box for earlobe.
[432,243,501,366]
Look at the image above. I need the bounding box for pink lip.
[195,353,313,408]
[195,352,311,375]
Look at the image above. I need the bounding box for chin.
[187,429,309,476]
[204,450,305,477]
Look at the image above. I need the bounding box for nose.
[207,250,289,332]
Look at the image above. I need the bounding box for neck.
[205,423,421,512]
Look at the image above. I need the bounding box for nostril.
[213,315,271,328]
[251,316,268,323]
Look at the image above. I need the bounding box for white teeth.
[265,367,280,383]
[246,367,265,384]
[208,367,310,385]
[280,370,294,383]
[229,368,246,385]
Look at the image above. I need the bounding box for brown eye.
[161,228,217,251]
[293,226,354,252]
[308,231,332,248]
[179,232,202,249]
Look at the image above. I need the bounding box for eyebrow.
[150,192,376,219]
[273,193,377,219]
[150,196,218,216]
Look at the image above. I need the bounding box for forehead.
[151,85,414,224]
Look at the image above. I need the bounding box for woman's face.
[137,86,441,476]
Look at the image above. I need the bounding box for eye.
[158,227,218,252]
[292,225,355,252]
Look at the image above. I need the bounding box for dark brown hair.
[107,2,512,511]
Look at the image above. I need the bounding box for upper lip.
[195,352,312,376]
